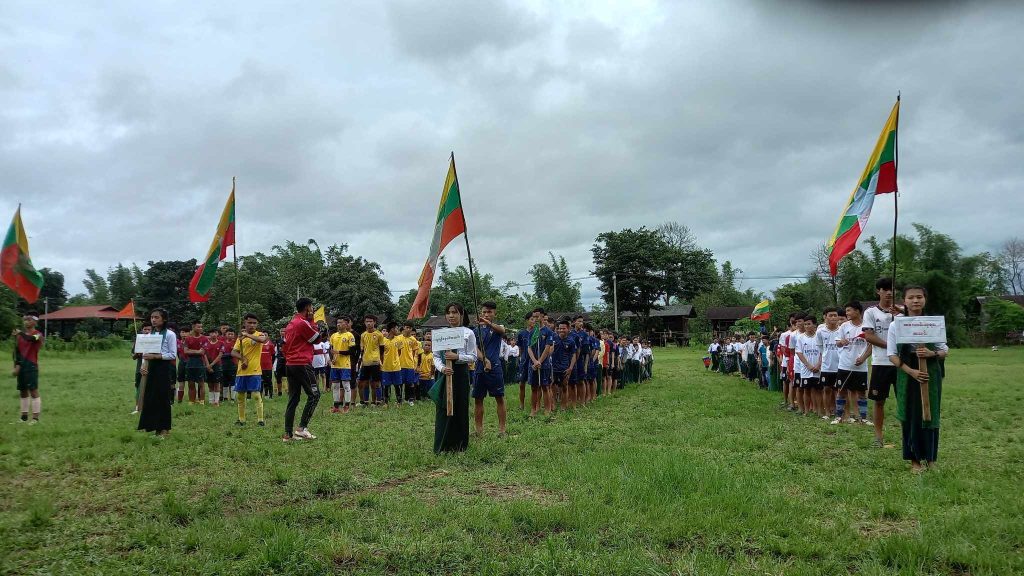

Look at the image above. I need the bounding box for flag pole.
[891,93,900,288]
[231,177,241,330]
[450,152,479,310]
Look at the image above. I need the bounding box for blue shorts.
[419,378,434,394]
[382,370,402,386]
[234,374,262,393]
[472,368,505,398]
[330,368,352,382]
[525,365,552,386]
[401,368,418,385]
[570,362,585,384]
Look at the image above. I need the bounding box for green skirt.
[768,362,781,392]
[434,363,470,454]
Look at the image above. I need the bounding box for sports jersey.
[796,333,821,378]
[204,339,223,364]
[260,340,275,371]
[381,336,401,372]
[863,306,896,366]
[221,338,237,367]
[183,334,209,362]
[400,335,419,369]
[837,320,870,373]
[15,330,43,364]
[330,331,356,369]
[417,351,434,379]
[233,331,265,377]
[475,324,504,366]
[284,313,318,365]
[550,333,577,372]
[815,325,841,373]
[311,342,330,369]
[516,329,532,366]
[360,330,385,365]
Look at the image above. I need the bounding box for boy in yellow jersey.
[399,322,420,406]
[357,315,385,407]
[329,316,356,414]
[380,322,403,407]
[416,332,434,401]
[230,313,269,426]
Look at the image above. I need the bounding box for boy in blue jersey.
[550,319,577,412]
[516,312,534,411]
[473,301,508,437]
[586,325,600,403]
[569,315,588,409]
[527,308,555,416]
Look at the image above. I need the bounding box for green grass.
[1,347,1022,575]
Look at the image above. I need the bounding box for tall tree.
[592,227,679,335]
[107,264,137,308]
[138,259,199,325]
[529,252,582,312]
[999,237,1024,295]
[316,244,394,323]
[82,268,111,304]
[656,221,715,306]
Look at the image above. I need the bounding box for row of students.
[773,278,949,472]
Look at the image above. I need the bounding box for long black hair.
[149,308,169,331]
[445,302,469,327]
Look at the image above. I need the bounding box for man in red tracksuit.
[282,297,322,442]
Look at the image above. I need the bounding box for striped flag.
[0,206,44,303]
[408,156,467,319]
[827,100,899,276]
[751,300,771,321]
[188,184,236,303]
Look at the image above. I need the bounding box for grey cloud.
[385,0,542,61]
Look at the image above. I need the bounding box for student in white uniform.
[815,308,842,420]
[862,277,900,448]
[835,301,872,425]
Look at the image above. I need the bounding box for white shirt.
[311,342,330,368]
[863,306,896,366]
[837,320,869,373]
[499,340,511,360]
[744,340,756,359]
[796,332,821,378]
[886,317,948,357]
[433,327,478,370]
[508,344,520,359]
[815,325,841,373]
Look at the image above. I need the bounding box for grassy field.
[1,346,1022,575]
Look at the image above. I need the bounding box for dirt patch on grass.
[478,482,566,503]
[856,518,920,538]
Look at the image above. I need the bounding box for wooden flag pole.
[919,351,932,422]
[445,359,454,416]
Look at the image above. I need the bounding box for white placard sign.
[134,333,163,354]
[892,316,947,344]
[431,327,464,352]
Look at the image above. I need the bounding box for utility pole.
[613,272,619,333]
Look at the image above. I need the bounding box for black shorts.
[358,364,382,382]
[185,365,206,383]
[868,365,897,401]
[553,369,570,386]
[820,372,838,389]
[801,377,821,390]
[176,361,187,383]
[837,369,867,392]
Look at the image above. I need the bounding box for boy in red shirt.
[283,298,323,442]
[13,314,44,423]
[204,328,224,405]
[261,338,276,398]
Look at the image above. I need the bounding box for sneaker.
[830,417,843,425]
[821,415,830,420]
[257,420,265,427]
[294,428,317,440]
[871,438,884,448]
[408,400,414,407]
[131,409,139,415]
[235,420,245,427]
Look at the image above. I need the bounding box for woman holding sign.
[432,302,477,454]
[886,286,948,472]
[138,308,177,437]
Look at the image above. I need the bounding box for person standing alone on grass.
[473,301,508,436]
[232,313,269,427]
[282,298,323,442]
[887,285,948,473]
[12,314,43,423]
[863,277,900,448]
[137,309,175,437]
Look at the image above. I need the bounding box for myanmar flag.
[408,156,467,319]
[751,299,771,321]
[188,184,236,303]
[827,100,899,276]
[1,207,44,303]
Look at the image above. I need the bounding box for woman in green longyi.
[433,302,476,454]
[886,285,949,473]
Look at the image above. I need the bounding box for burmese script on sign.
[892,316,947,344]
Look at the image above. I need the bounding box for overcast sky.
[2,0,1022,306]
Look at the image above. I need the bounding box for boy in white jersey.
[815,308,842,420]
[862,277,900,448]
[834,301,872,425]
[795,315,822,416]
[785,315,803,411]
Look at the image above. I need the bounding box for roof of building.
[705,306,755,321]
[621,304,696,319]
[420,314,479,329]
[38,305,127,321]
